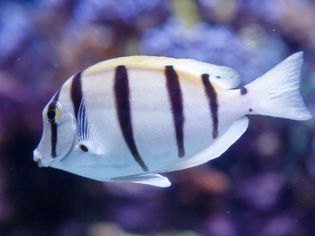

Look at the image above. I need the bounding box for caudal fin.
[246,52,312,120]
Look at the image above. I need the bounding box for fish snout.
[33,149,53,167]
[33,149,43,167]
[33,149,42,161]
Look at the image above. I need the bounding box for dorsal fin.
[84,56,241,89]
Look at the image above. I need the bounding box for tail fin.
[246,52,311,120]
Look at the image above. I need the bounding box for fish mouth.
[33,149,42,162]
[33,149,52,167]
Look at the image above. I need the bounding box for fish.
[33,52,311,187]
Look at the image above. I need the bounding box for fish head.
[33,92,76,167]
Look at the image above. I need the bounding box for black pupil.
[47,109,56,120]
[80,144,88,152]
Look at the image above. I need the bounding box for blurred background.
[0,0,315,235]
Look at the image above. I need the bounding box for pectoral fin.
[75,99,106,155]
[112,173,171,188]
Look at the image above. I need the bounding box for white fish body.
[33,52,311,187]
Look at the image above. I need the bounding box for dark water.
[0,0,315,235]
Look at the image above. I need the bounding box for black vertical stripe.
[201,74,219,139]
[165,65,185,157]
[71,72,83,120]
[50,122,57,157]
[49,89,60,158]
[70,72,89,141]
[114,65,148,172]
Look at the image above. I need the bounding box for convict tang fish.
[33,52,311,187]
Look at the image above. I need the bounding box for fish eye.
[47,109,56,120]
[45,104,61,122]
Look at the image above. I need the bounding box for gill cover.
[33,91,76,166]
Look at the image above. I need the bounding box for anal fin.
[169,117,249,171]
[112,173,171,188]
